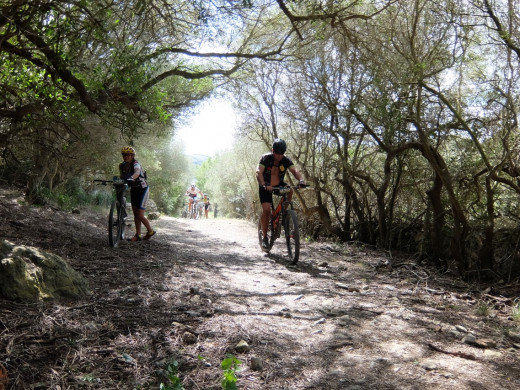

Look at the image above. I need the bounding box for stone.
[370,358,391,368]
[235,340,250,353]
[147,198,158,212]
[314,318,326,325]
[421,361,438,371]
[455,325,468,333]
[0,240,88,301]
[147,211,160,220]
[483,350,502,358]
[462,334,476,345]
[250,356,263,371]
[438,370,455,378]
[475,338,497,349]
[182,332,197,344]
[506,330,520,343]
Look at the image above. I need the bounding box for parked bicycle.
[94,177,128,247]
[258,184,309,264]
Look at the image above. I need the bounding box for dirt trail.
[1,189,520,389]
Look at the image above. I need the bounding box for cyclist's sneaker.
[129,234,141,242]
[143,230,156,240]
[262,237,270,250]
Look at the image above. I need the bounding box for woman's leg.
[136,209,152,233]
[132,187,153,237]
[132,206,142,236]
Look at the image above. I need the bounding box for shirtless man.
[256,139,305,250]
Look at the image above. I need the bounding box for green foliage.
[155,180,186,215]
[147,141,192,215]
[40,177,109,210]
[476,302,491,317]
[512,300,520,322]
[220,354,241,390]
[159,360,184,390]
[194,138,263,220]
[195,157,213,190]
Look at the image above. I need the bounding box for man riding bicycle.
[186,183,203,214]
[256,139,305,250]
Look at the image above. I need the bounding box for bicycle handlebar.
[260,184,311,192]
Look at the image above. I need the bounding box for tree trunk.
[426,172,447,270]
[478,176,494,277]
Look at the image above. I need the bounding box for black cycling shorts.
[259,183,286,205]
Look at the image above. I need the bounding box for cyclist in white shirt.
[186,183,203,214]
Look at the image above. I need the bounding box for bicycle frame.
[271,188,293,236]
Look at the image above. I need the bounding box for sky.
[175,98,238,157]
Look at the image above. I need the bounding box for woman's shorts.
[131,186,150,210]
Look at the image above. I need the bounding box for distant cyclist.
[256,139,305,250]
[119,146,156,241]
[202,194,211,219]
[186,183,203,214]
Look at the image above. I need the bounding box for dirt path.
[1,191,520,389]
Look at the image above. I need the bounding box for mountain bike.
[185,195,199,219]
[95,177,128,247]
[191,199,201,219]
[258,184,309,264]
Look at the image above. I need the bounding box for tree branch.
[483,0,520,60]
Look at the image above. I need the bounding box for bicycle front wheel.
[108,200,121,248]
[118,204,126,241]
[284,209,300,263]
[258,212,273,252]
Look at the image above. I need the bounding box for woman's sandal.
[129,234,141,242]
[143,230,156,240]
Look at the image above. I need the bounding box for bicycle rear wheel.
[108,200,123,247]
[284,209,300,263]
[258,212,273,252]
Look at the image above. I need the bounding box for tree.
[0,0,294,197]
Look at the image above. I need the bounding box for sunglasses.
[122,153,133,157]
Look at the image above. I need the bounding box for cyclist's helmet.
[272,138,287,154]
[121,146,135,155]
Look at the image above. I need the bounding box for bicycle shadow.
[265,251,324,277]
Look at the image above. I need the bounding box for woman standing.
[119,146,156,241]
